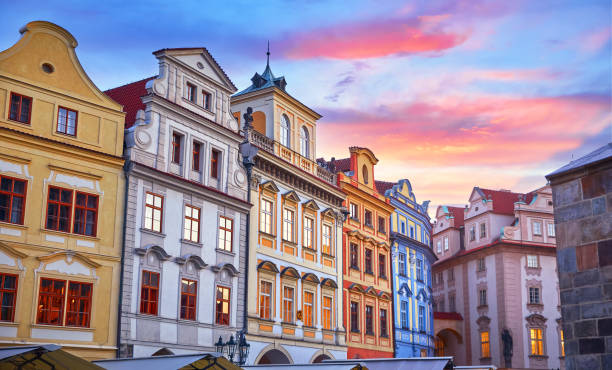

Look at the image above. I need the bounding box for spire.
[266,41,270,68]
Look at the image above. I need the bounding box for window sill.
[479,357,491,360]
[321,252,335,259]
[350,329,360,334]
[365,332,375,337]
[477,304,488,310]
[379,275,387,280]
[43,228,100,241]
[380,334,389,338]
[181,239,203,248]
[282,239,297,247]
[527,303,544,310]
[0,221,27,229]
[529,355,548,359]
[302,246,317,253]
[215,248,235,257]
[32,324,94,331]
[364,271,374,276]
[259,231,276,239]
[7,118,32,127]
[0,321,19,327]
[349,266,360,271]
[140,228,166,238]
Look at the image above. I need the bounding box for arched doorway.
[313,354,331,363]
[435,335,445,356]
[437,328,464,364]
[258,349,291,364]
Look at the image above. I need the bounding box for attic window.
[41,63,54,74]
[196,62,204,69]
[362,165,369,184]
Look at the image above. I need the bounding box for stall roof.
[243,363,366,370]
[94,352,239,370]
[324,357,454,370]
[0,344,103,369]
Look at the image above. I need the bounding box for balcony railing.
[248,129,336,185]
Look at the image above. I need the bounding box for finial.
[266,41,270,67]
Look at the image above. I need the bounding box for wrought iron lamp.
[215,331,250,365]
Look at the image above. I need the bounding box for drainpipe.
[116,159,132,358]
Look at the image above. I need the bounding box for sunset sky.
[2,0,611,216]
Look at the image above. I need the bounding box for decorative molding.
[257,260,279,273]
[134,244,172,261]
[282,190,301,203]
[48,164,102,180]
[0,153,31,164]
[302,199,320,211]
[320,278,338,289]
[174,254,207,270]
[302,272,320,284]
[210,262,239,276]
[259,180,280,193]
[525,313,547,327]
[280,266,300,279]
[476,315,491,330]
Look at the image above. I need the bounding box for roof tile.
[104,76,156,128]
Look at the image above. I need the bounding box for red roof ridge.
[104,76,156,94]
[105,76,156,129]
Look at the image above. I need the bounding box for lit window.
[280,114,290,148]
[172,133,182,164]
[322,296,332,330]
[303,216,314,249]
[144,192,163,232]
[9,92,32,124]
[203,91,212,110]
[186,83,197,103]
[398,253,406,276]
[210,149,220,179]
[0,175,27,225]
[282,286,294,323]
[364,249,373,274]
[400,301,408,328]
[350,203,358,220]
[378,254,386,278]
[527,255,538,268]
[350,301,359,332]
[37,278,92,327]
[46,186,73,233]
[303,291,314,327]
[140,270,159,315]
[73,192,98,237]
[0,273,18,322]
[481,331,490,357]
[479,289,487,306]
[218,216,233,252]
[533,221,542,236]
[365,305,374,335]
[215,286,231,325]
[530,328,544,355]
[181,279,197,320]
[260,199,273,234]
[380,309,388,337]
[282,208,294,242]
[350,243,359,269]
[444,237,449,251]
[259,280,272,319]
[364,210,372,227]
[529,287,540,304]
[65,281,93,327]
[547,223,555,237]
[322,224,332,255]
[183,205,200,242]
[192,142,201,171]
[560,329,565,357]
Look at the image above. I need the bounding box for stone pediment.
[303,199,320,211]
[37,251,99,277]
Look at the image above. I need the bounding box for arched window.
[280,114,290,148]
[362,165,369,184]
[300,126,310,158]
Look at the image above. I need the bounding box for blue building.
[376,179,436,357]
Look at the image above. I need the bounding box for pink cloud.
[580,26,612,52]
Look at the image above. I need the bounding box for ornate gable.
[260,180,280,193]
[303,199,320,211]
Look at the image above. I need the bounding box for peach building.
[432,186,564,369]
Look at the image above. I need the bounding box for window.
[215,286,231,325]
[477,257,486,271]
[37,278,66,325]
[560,329,565,357]
[469,226,476,241]
[303,216,314,249]
[444,237,449,251]
[480,223,486,238]
[479,289,487,306]
[322,224,332,255]
[303,291,314,327]
[350,203,358,220]
[322,296,332,330]
[364,210,372,227]
[172,133,182,164]
[362,165,369,184]
[449,294,456,312]
[350,243,359,269]
[533,221,542,236]
[260,199,273,234]
[378,216,385,233]
[73,192,98,237]
[437,241,441,253]
[300,126,309,158]
[0,175,26,225]
[481,331,490,358]
[140,271,159,315]
[56,107,78,136]
[192,142,201,171]
[210,149,220,179]
[527,255,538,268]
[380,308,388,337]
[365,305,374,335]
[400,301,408,328]
[410,226,415,239]
[416,259,423,281]
[401,222,405,234]
[350,302,359,332]
[547,223,555,237]
[9,92,32,124]
[530,328,544,355]
[183,205,200,242]
[379,254,386,278]
[398,253,406,276]
[280,114,290,148]
[448,268,454,281]
[180,279,198,321]
[0,273,18,322]
[282,208,294,242]
[436,272,443,286]
[364,249,373,274]
[187,83,197,103]
[529,287,540,304]
[282,286,294,323]
[218,216,233,252]
[46,186,73,232]
[203,91,212,110]
[438,298,445,312]
[144,192,163,232]
[259,280,272,319]
[418,306,425,331]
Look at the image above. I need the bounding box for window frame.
[0,273,18,322]
[171,132,182,164]
[0,175,27,225]
[444,236,449,251]
[479,222,486,238]
[377,216,386,233]
[192,141,201,172]
[183,204,201,243]
[378,253,386,278]
[322,295,333,330]
[530,328,545,356]
[380,308,388,337]
[282,208,295,243]
[181,278,198,321]
[72,192,98,237]
[349,203,359,220]
[416,259,423,281]
[349,243,359,270]
[469,226,476,241]
[547,223,555,237]
[65,281,93,327]
[215,285,231,325]
[533,220,542,236]
[260,198,273,234]
[203,91,212,111]
[140,270,160,316]
[364,248,373,274]
[364,209,372,227]
[350,301,359,333]
[398,252,406,276]
[218,216,233,252]
[529,287,540,304]
[303,290,315,327]
[45,186,73,233]
[282,286,294,323]
[210,149,220,179]
[365,304,374,335]
[527,255,539,268]
[322,223,333,256]
[477,257,486,271]
[437,241,442,253]
[479,289,487,306]
[481,331,491,358]
[56,106,78,137]
[280,114,290,148]
[303,215,314,250]
[37,278,67,326]
[400,301,408,329]
[144,192,164,233]
[418,305,425,332]
[8,92,32,124]
[259,280,272,320]
[186,82,197,103]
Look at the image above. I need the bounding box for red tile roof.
[104,76,156,128]
[446,206,465,227]
[317,157,351,173]
[434,312,463,321]
[478,188,533,216]
[375,180,395,195]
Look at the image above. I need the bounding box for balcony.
[248,129,336,185]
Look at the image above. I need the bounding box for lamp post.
[215,331,250,365]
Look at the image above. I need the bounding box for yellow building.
[0,21,125,360]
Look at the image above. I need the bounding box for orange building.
[321,147,395,359]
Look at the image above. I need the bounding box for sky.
[2,0,611,216]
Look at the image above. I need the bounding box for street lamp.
[215,336,224,354]
[215,331,250,365]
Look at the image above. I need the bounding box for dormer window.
[362,165,369,184]
[186,83,197,103]
[280,114,290,148]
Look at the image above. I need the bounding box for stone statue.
[243,107,253,132]
[502,328,513,368]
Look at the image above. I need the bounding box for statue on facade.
[502,328,513,368]
[243,107,253,134]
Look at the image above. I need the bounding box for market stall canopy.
[243,363,367,370]
[324,357,454,370]
[93,353,240,370]
[0,344,103,369]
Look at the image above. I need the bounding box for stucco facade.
[106,48,250,357]
[0,21,125,360]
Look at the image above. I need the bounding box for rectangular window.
[480,223,486,238]
[172,133,182,164]
[410,226,415,238]
[533,221,542,236]
[418,306,425,331]
[529,287,540,304]
[183,205,200,243]
[448,268,454,281]
[73,192,98,236]
[65,281,92,327]
[215,286,231,325]
[439,298,445,312]
[437,241,441,253]
[350,243,359,269]
[282,286,294,323]
[380,309,388,337]
[46,186,73,233]
[401,222,405,234]
[260,199,273,234]
[481,331,490,358]
[144,192,163,232]
[479,289,487,306]
[259,280,272,320]
[282,208,294,242]
[322,224,332,255]
[350,302,359,332]
[449,295,456,312]
[57,107,78,136]
[399,253,406,276]
[187,82,197,103]
[0,175,27,225]
[530,328,544,355]
[192,142,201,171]
[350,203,358,220]
[140,270,159,315]
[527,255,538,268]
[0,273,18,322]
[181,279,198,321]
[210,149,220,179]
[364,210,372,227]
[378,216,385,233]
[416,259,423,281]
[437,272,443,286]
[378,254,386,278]
[400,301,408,328]
[444,237,449,251]
[37,278,66,325]
[9,92,32,124]
[303,291,314,327]
[364,249,373,274]
[560,329,565,357]
[203,91,212,110]
[303,216,314,249]
[470,226,475,241]
[547,223,555,237]
[218,216,233,251]
[322,296,332,330]
[477,257,486,271]
[365,305,374,335]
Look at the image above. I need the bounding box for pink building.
[432,186,564,369]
